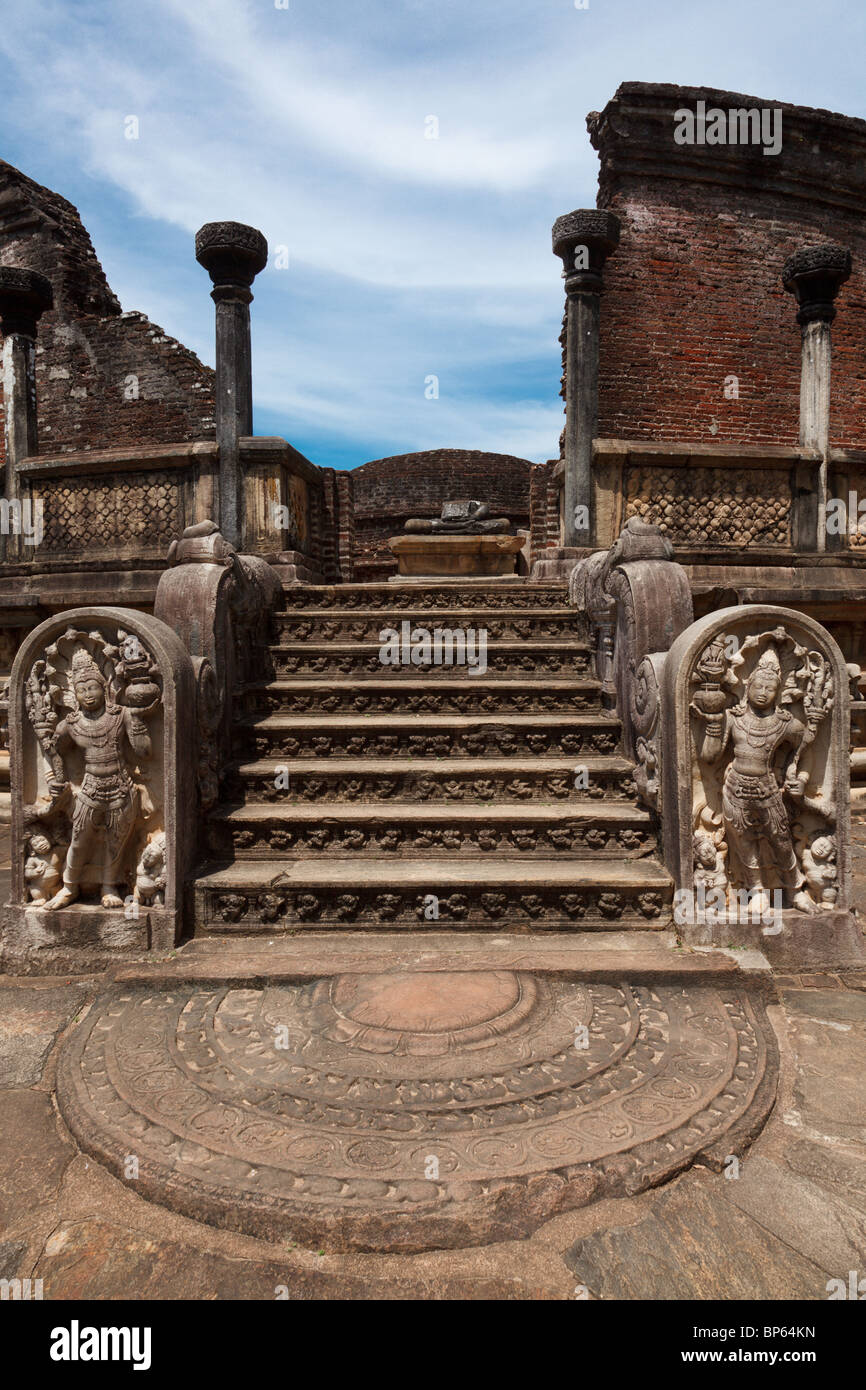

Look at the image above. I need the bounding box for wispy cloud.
[2,0,865,466]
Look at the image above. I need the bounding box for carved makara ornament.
[690,631,835,913]
[24,629,162,910]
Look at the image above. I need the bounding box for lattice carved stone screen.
[34,469,184,554]
[624,464,791,548]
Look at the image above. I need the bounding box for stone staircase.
[193,581,673,933]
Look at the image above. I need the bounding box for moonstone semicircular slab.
[55,971,778,1252]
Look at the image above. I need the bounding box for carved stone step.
[242,678,604,717]
[269,641,592,679]
[206,800,657,859]
[234,713,622,760]
[226,755,637,804]
[275,608,576,642]
[193,857,673,933]
[279,582,568,610]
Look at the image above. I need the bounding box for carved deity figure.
[45,648,153,910]
[696,648,812,913]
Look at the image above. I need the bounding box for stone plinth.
[389,533,523,578]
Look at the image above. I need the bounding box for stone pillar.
[552,210,620,548]
[195,222,268,549]
[782,244,851,552]
[0,268,53,559]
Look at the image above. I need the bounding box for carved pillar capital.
[552,209,620,296]
[782,243,851,327]
[195,221,268,299]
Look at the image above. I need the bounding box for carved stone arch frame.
[660,604,858,962]
[8,607,197,961]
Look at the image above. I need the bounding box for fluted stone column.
[0,267,53,560]
[195,222,268,549]
[552,210,620,548]
[782,244,851,552]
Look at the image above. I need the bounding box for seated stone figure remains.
[404,500,511,534]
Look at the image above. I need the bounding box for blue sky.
[2,0,865,470]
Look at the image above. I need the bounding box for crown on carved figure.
[70,647,105,686]
[751,648,782,680]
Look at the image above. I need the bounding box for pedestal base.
[680,907,864,969]
[1,902,180,974]
[389,534,524,578]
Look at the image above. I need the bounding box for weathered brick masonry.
[0,159,214,468]
[588,83,866,449]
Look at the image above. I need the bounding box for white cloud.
[3,0,864,463]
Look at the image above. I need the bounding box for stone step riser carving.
[206,818,657,860]
[270,646,592,678]
[196,885,671,933]
[274,615,576,641]
[227,765,637,804]
[233,722,622,761]
[279,586,568,610]
[242,684,605,716]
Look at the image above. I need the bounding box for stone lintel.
[15,440,218,480]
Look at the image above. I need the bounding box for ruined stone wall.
[588,84,866,449]
[351,448,533,577]
[0,159,214,468]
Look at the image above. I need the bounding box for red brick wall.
[351,448,533,577]
[588,84,866,450]
[0,158,214,469]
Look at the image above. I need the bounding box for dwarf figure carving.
[45,647,155,910]
[693,806,728,897]
[134,832,166,907]
[800,832,838,909]
[695,647,812,913]
[24,829,64,904]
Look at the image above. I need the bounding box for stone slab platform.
[108,930,771,989]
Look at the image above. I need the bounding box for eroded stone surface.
[565,1176,830,1300]
[56,972,777,1252]
[0,982,89,1086]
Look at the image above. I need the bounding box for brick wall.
[587,84,866,450]
[351,448,533,577]
[0,158,214,469]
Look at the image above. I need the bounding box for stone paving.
[1,822,865,1299]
